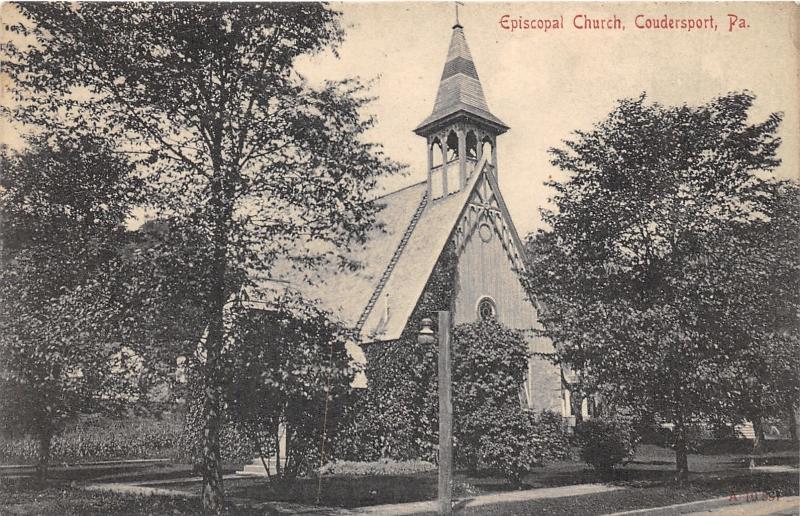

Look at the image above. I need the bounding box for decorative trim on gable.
[453,168,526,271]
[355,191,429,334]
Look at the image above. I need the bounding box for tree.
[4,4,400,510]
[524,92,784,482]
[223,295,355,483]
[723,180,800,451]
[0,135,142,482]
[116,218,238,413]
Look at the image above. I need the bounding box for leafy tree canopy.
[0,134,142,480]
[524,92,787,480]
[4,4,402,509]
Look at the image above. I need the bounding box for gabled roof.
[248,160,528,345]
[248,181,427,333]
[414,25,508,136]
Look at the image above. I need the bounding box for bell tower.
[414,21,508,201]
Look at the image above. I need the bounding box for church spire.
[414,23,508,137]
[415,20,508,202]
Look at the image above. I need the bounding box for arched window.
[480,136,493,161]
[477,296,497,321]
[446,131,459,162]
[431,138,443,168]
[466,131,478,159]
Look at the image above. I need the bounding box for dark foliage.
[524,91,792,481]
[477,408,570,484]
[335,243,458,462]
[0,135,142,481]
[451,319,529,471]
[575,417,638,480]
[5,3,402,510]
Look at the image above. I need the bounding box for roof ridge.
[355,190,429,333]
[371,179,427,202]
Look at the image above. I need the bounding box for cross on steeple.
[454,1,464,28]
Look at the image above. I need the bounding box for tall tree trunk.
[571,392,583,425]
[35,428,52,485]
[201,224,228,512]
[201,314,225,514]
[789,403,799,445]
[275,423,282,479]
[751,414,765,456]
[201,149,232,514]
[673,415,689,485]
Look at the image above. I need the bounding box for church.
[239,22,568,473]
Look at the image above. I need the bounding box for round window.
[478,297,497,320]
[478,223,493,243]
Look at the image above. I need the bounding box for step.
[735,422,755,439]
[236,457,288,477]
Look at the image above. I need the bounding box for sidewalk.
[0,458,169,471]
[607,495,800,516]
[348,483,623,515]
[80,478,622,515]
[83,473,249,498]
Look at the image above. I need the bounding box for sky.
[1,2,797,238]
[296,2,799,237]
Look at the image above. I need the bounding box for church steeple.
[415,23,508,201]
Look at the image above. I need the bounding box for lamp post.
[419,312,452,515]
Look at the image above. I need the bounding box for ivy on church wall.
[334,241,459,462]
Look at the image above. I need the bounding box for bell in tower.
[414,20,508,201]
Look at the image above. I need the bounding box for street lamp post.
[419,312,452,515]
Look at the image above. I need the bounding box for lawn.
[0,481,264,516]
[136,443,798,510]
[436,472,799,516]
[1,442,797,515]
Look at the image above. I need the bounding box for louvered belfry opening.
[414,23,508,202]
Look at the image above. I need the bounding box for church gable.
[451,169,536,330]
[453,170,525,272]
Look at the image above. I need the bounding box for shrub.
[471,408,570,485]
[476,408,538,484]
[452,319,529,472]
[529,410,572,463]
[175,420,257,466]
[575,417,638,479]
[317,459,435,476]
[0,414,183,464]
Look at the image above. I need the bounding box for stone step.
[236,457,288,477]
[735,422,755,439]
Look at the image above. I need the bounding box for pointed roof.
[414,25,508,136]
[248,159,527,344]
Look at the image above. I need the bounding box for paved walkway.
[684,496,799,515]
[83,473,250,498]
[79,478,621,514]
[0,458,169,471]
[750,465,798,474]
[607,495,800,516]
[84,482,198,498]
[348,483,623,515]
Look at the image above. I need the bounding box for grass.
[0,482,265,516]
[441,472,799,516]
[1,441,797,514]
[136,443,798,510]
[0,462,243,487]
